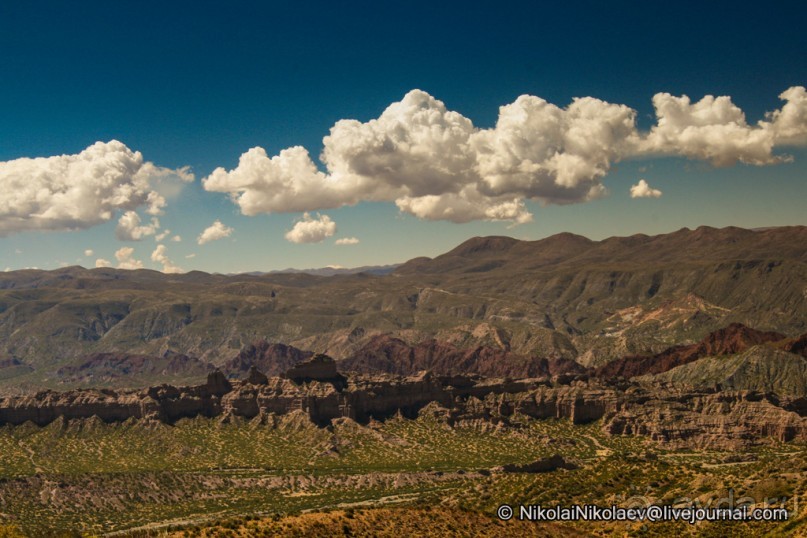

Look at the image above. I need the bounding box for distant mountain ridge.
[395,226,807,274]
[236,263,401,277]
[0,225,805,392]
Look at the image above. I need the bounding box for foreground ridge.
[1,356,805,450]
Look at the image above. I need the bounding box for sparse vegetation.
[0,415,804,536]
[0,228,805,535]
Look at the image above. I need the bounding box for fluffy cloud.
[95,258,111,268]
[285,213,336,243]
[395,186,533,224]
[171,235,182,242]
[335,237,360,245]
[203,146,337,215]
[114,247,143,270]
[637,87,807,166]
[470,95,637,200]
[197,220,233,245]
[0,140,193,236]
[115,211,160,241]
[321,90,478,200]
[203,88,807,224]
[639,94,775,166]
[84,249,94,257]
[630,179,663,199]
[151,244,183,274]
[767,86,807,146]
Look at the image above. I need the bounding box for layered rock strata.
[0,367,804,450]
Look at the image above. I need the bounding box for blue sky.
[1,1,805,273]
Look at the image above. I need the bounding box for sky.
[1,1,805,273]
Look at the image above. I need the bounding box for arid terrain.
[2,225,805,391]
[0,226,805,536]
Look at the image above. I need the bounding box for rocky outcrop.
[0,363,804,450]
[283,354,343,384]
[223,341,313,378]
[604,388,807,449]
[282,354,348,393]
[596,323,786,378]
[245,366,268,385]
[205,370,232,396]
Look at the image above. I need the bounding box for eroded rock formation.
[282,354,346,388]
[0,363,804,450]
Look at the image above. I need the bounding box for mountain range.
[0,225,805,393]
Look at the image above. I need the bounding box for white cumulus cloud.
[395,187,534,224]
[0,140,193,236]
[84,249,94,257]
[115,211,160,241]
[766,86,807,146]
[197,220,233,245]
[203,146,338,215]
[639,94,774,166]
[114,247,143,270]
[470,94,637,201]
[630,179,663,199]
[95,258,112,268]
[151,244,183,274]
[285,213,336,244]
[203,88,807,224]
[335,237,360,245]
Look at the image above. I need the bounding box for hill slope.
[0,226,805,391]
[648,345,807,397]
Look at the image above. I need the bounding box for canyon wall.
[1,357,805,450]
